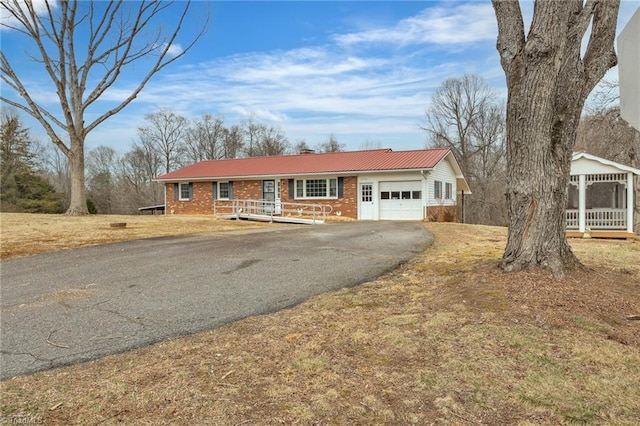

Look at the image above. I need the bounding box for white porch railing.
[565,209,627,230]
[566,210,579,229]
[215,199,332,224]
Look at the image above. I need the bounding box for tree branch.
[492,0,525,76]
[582,0,619,95]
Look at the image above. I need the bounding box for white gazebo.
[566,152,640,238]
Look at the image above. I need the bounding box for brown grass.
[0,213,272,259]
[1,218,639,425]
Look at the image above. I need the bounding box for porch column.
[578,174,586,233]
[627,172,634,234]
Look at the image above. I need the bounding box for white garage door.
[379,181,423,220]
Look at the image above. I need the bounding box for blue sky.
[1,1,639,154]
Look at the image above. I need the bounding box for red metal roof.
[155,148,452,181]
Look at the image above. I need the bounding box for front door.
[359,183,375,220]
[263,180,276,214]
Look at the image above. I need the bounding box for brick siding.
[165,176,359,219]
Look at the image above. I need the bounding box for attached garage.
[379,181,423,220]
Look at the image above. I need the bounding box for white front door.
[359,183,375,220]
[262,180,276,214]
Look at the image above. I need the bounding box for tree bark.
[66,136,87,215]
[492,0,619,275]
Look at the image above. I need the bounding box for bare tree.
[137,109,188,174]
[222,125,244,159]
[316,134,344,153]
[493,0,619,274]
[0,0,207,214]
[184,114,226,163]
[86,146,118,213]
[294,139,312,154]
[117,146,164,213]
[422,75,506,225]
[422,75,499,178]
[40,144,70,203]
[252,125,290,157]
[241,117,266,158]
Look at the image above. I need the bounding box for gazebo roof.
[571,152,640,176]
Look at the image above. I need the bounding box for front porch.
[566,152,640,239]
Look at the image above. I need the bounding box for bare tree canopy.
[423,75,506,225]
[316,134,345,153]
[492,0,619,275]
[0,0,207,214]
[137,109,188,174]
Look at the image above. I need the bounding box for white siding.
[427,157,457,206]
[358,173,428,220]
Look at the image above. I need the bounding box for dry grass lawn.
[0,213,272,259]
[1,215,639,425]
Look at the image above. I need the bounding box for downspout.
[461,190,465,224]
[163,184,167,215]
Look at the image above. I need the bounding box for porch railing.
[565,208,627,230]
[214,199,332,223]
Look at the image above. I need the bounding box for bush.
[86,199,98,214]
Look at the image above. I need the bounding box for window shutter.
[212,181,217,200]
[228,181,234,199]
[174,183,179,201]
[288,179,294,198]
[188,183,193,200]
[337,177,344,198]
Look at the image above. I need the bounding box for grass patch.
[0,219,638,424]
[0,213,271,259]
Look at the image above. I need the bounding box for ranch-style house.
[154,148,471,223]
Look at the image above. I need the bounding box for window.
[434,180,442,199]
[295,178,338,198]
[361,184,372,202]
[296,180,304,198]
[445,182,453,200]
[219,182,230,199]
[380,190,421,200]
[179,183,192,201]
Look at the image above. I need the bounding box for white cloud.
[334,3,497,46]
[164,42,184,57]
[87,4,503,152]
[0,0,57,31]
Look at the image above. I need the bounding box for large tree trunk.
[493,0,619,275]
[66,136,88,215]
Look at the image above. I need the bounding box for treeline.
[4,76,637,222]
[1,108,345,214]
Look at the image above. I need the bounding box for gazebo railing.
[565,208,627,230]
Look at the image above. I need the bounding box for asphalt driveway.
[0,221,432,380]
